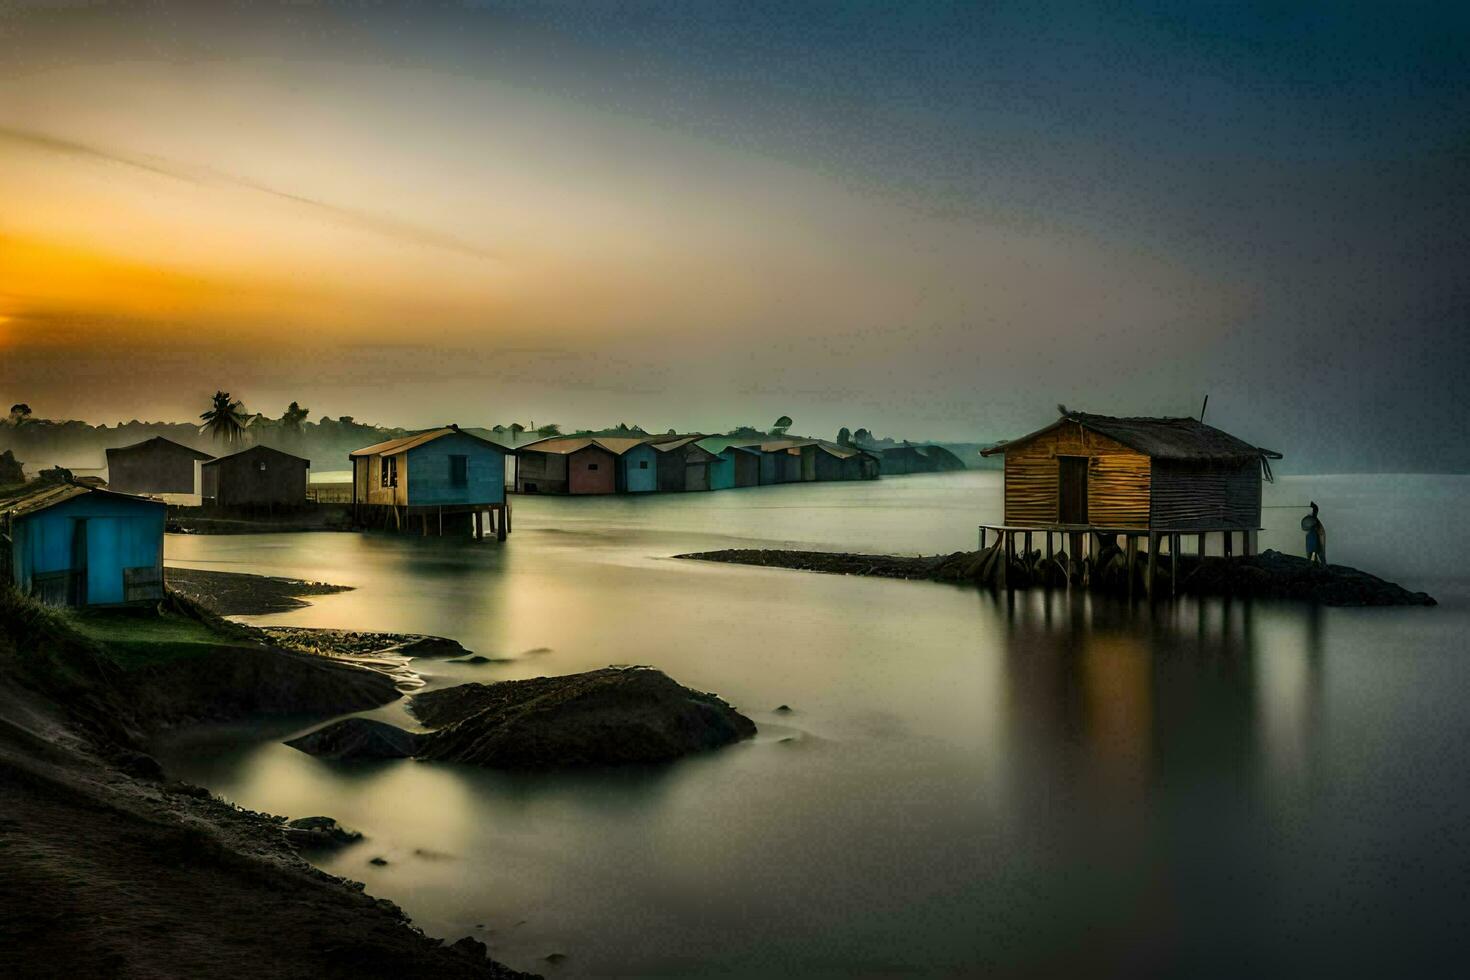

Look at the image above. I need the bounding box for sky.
[1,1,1466,469]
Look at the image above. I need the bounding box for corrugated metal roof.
[3,483,165,518]
[349,427,507,458]
[981,413,1282,462]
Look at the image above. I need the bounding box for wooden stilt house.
[979,411,1281,589]
[349,426,511,538]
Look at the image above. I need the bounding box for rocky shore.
[289,666,757,768]
[0,586,535,979]
[676,547,1436,606]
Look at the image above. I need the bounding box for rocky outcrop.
[1179,550,1436,606]
[412,667,756,769]
[286,717,420,760]
[121,645,401,729]
[283,815,363,848]
[285,667,756,769]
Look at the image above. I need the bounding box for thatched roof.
[982,413,1282,463]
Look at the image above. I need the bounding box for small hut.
[105,436,213,497]
[653,436,719,491]
[979,411,1281,590]
[710,445,762,490]
[349,426,510,538]
[201,445,309,508]
[2,484,166,607]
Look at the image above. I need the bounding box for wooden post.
[437,507,443,536]
[1024,531,1033,561]
[1244,530,1255,557]
[473,511,481,539]
[1002,531,1013,590]
[496,503,507,542]
[1223,530,1233,558]
[979,527,988,551]
[1171,533,1179,597]
[1198,533,1206,558]
[1146,532,1158,598]
[505,499,511,534]
[1068,531,1081,590]
[1126,535,1138,600]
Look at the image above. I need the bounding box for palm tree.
[772,415,793,437]
[200,391,248,446]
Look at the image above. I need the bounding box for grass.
[66,608,235,669]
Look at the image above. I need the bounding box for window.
[639,460,649,469]
[587,463,599,471]
[380,456,397,488]
[449,455,469,487]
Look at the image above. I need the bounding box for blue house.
[349,426,511,538]
[3,483,166,607]
[618,441,659,493]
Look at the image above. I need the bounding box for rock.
[410,666,757,769]
[369,856,389,866]
[284,816,362,848]
[448,936,488,960]
[545,953,567,964]
[773,704,793,714]
[447,655,500,664]
[389,635,471,658]
[1181,550,1437,606]
[285,717,421,760]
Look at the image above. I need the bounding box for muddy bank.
[166,566,353,616]
[290,667,757,768]
[0,588,534,979]
[675,547,1436,607]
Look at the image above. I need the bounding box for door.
[70,518,88,605]
[85,519,126,605]
[1057,456,1089,524]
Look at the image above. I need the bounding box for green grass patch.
[66,609,231,669]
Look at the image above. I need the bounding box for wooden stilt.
[1171,534,1179,597]
[1198,532,1206,558]
[496,503,507,542]
[1146,532,1158,598]
[1126,535,1138,600]
[437,507,443,536]
[979,527,987,550]
[1244,530,1255,557]
[1002,531,1013,590]
[473,511,481,539]
[504,500,511,534]
[1024,531,1033,561]
[1223,530,1233,558]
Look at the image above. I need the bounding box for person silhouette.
[1302,501,1327,564]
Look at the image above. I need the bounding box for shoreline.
[0,575,537,978]
[674,547,1437,606]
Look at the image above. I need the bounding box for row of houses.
[3,409,1282,609]
[514,435,880,495]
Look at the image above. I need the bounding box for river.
[154,471,1470,977]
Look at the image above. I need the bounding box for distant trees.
[853,427,872,445]
[837,426,852,446]
[536,423,562,437]
[772,415,793,437]
[7,404,32,426]
[281,401,310,434]
[509,422,526,437]
[200,391,248,446]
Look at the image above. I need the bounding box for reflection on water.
[154,472,1470,977]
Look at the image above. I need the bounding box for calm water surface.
[155,472,1470,977]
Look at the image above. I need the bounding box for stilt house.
[350,426,510,537]
[980,411,1281,539]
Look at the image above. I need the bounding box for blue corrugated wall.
[709,452,736,491]
[405,432,505,505]
[621,444,658,493]
[10,493,164,605]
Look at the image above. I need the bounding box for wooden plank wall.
[1003,422,1151,528]
[1150,459,1260,529]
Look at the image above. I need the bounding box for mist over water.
[154,472,1470,977]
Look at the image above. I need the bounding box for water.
[154,472,1470,977]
